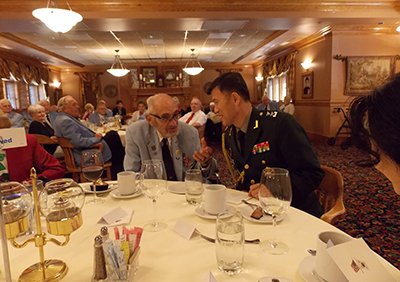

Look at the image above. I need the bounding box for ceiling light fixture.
[107,50,130,77]
[32,0,82,33]
[183,49,204,76]
[396,26,400,32]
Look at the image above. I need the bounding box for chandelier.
[183,49,204,76]
[107,50,130,77]
[32,0,83,33]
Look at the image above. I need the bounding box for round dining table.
[1,181,399,282]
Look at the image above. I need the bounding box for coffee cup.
[117,171,138,195]
[204,184,226,215]
[315,231,352,282]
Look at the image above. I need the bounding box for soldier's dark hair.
[206,72,250,102]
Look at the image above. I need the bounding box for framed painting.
[141,67,157,85]
[256,83,263,100]
[345,56,396,95]
[302,71,313,99]
[163,67,177,84]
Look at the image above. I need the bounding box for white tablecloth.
[1,182,399,282]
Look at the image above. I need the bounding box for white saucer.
[81,183,117,194]
[111,189,142,199]
[168,182,186,194]
[195,205,236,219]
[298,256,320,282]
[240,206,285,224]
[259,276,292,282]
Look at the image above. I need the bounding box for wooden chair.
[32,134,65,164]
[316,165,346,224]
[57,137,112,183]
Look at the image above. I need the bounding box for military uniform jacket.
[224,107,324,217]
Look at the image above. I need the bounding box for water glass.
[215,211,244,275]
[185,169,203,205]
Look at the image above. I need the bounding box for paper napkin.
[226,189,251,205]
[327,238,396,282]
[98,207,133,226]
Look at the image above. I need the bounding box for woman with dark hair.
[349,73,400,194]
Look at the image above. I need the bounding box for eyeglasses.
[150,111,181,123]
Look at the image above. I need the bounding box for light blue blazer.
[88,110,113,126]
[8,112,24,128]
[53,112,112,166]
[48,111,58,125]
[257,102,281,112]
[124,120,217,181]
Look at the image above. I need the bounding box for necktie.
[238,130,246,156]
[162,138,177,181]
[186,112,195,124]
[45,114,52,128]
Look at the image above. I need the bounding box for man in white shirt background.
[179,97,207,129]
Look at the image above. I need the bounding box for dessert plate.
[195,205,236,219]
[81,183,117,194]
[168,182,186,194]
[298,256,320,282]
[240,206,285,224]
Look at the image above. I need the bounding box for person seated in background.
[88,100,113,126]
[179,97,207,129]
[0,98,24,128]
[50,104,59,113]
[54,96,124,179]
[28,104,58,155]
[172,96,186,117]
[39,99,58,126]
[82,103,94,120]
[0,110,64,183]
[124,94,217,181]
[99,99,113,117]
[112,100,127,116]
[257,95,281,112]
[349,73,400,195]
[207,72,324,217]
[280,96,295,115]
[204,102,222,144]
[128,101,147,124]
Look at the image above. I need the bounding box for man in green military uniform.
[207,72,324,217]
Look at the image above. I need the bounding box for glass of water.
[185,169,203,205]
[215,211,244,275]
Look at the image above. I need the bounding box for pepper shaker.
[92,235,107,281]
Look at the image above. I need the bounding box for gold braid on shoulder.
[222,132,245,184]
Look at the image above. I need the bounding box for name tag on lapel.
[252,141,270,155]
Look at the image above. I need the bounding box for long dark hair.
[349,73,400,167]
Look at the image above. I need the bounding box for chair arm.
[89,142,104,152]
[320,200,346,224]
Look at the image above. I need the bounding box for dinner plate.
[111,188,142,199]
[81,183,117,194]
[298,256,320,282]
[168,182,186,194]
[240,206,285,224]
[195,205,236,219]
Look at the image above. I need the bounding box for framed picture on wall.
[302,71,313,99]
[163,67,177,84]
[141,67,157,85]
[256,83,263,100]
[345,56,396,95]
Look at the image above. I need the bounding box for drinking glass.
[216,211,244,275]
[185,169,203,205]
[258,167,292,254]
[81,149,105,205]
[140,159,167,232]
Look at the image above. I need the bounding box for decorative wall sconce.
[301,59,312,70]
[255,75,263,82]
[51,81,61,88]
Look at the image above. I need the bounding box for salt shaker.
[92,235,107,281]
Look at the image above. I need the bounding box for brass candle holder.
[1,168,85,282]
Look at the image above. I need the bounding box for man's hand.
[193,138,213,166]
[94,133,102,140]
[248,183,273,199]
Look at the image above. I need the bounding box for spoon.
[242,199,274,217]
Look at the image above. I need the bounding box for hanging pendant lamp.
[107,50,130,77]
[183,49,204,76]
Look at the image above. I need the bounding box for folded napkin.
[98,207,133,226]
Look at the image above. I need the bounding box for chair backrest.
[317,165,346,224]
[57,137,103,173]
[32,134,58,147]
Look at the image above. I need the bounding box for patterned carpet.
[209,141,400,269]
